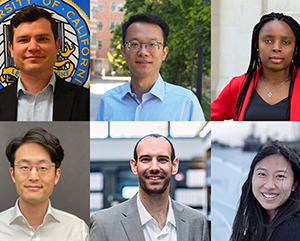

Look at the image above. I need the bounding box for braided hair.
[235,13,300,120]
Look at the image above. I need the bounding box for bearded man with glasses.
[96,13,205,121]
[0,127,89,241]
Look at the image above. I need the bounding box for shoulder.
[0,207,13,218]
[270,216,300,241]
[101,82,129,100]
[0,81,17,95]
[52,208,87,226]
[172,199,207,221]
[55,75,89,94]
[164,82,197,98]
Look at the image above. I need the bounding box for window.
[91,33,96,46]
[92,6,97,19]
[98,1,104,12]
[111,2,125,12]
[110,21,121,32]
[97,21,103,31]
[97,40,103,51]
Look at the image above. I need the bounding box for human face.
[121,22,168,81]
[258,20,296,73]
[10,143,60,207]
[9,18,60,78]
[252,154,296,221]
[131,137,178,196]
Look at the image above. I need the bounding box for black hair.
[133,133,175,162]
[9,5,59,45]
[230,141,300,241]
[122,13,169,45]
[6,127,64,169]
[235,12,300,120]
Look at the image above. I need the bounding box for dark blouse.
[269,216,300,241]
[244,91,290,121]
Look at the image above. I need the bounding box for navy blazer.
[0,74,89,121]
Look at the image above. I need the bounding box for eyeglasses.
[15,162,55,174]
[124,41,164,51]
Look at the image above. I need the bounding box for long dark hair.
[230,141,300,241]
[235,13,300,120]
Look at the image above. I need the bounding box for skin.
[9,18,60,96]
[130,136,178,229]
[256,20,296,105]
[252,154,296,222]
[10,143,61,230]
[121,22,168,102]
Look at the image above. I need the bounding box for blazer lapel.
[53,75,75,121]
[173,199,189,241]
[121,194,146,241]
[0,81,18,121]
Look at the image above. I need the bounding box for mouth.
[136,60,152,65]
[25,185,42,191]
[262,193,279,199]
[269,56,284,64]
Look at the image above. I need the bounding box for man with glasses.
[96,13,205,121]
[90,134,209,241]
[0,127,89,240]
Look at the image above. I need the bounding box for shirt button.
[158,237,161,240]
[138,105,142,109]
[36,104,39,108]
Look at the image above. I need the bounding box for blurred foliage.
[108,0,211,119]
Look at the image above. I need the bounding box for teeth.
[263,193,277,198]
[149,177,161,180]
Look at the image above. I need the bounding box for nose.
[149,159,159,173]
[273,40,281,52]
[264,176,276,189]
[137,43,150,56]
[28,38,40,51]
[28,166,40,181]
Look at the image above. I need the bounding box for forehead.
[13,18,52,36]
[136,136,171,157]
[125,22,164,41]
[254,154,292,172]
[259,19,295,38]
[15,143,51,162]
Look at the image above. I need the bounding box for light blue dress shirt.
[96,74,205,121]
[17,73,55,121]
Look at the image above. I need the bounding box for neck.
[18,198,49,231]
[261,68,291,84]
[139,189,169,229]
[130,73,159,102]
[20,71,53,96]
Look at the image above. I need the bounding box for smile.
[26,185,42,191]
[148,176,162,180]
[262,193,278,199]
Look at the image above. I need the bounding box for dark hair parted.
[6,127,64,169]
[230,141,300,241]
[235,12,300,120]
[122,13,169,45]
[9,5,59,45]
[133,134,175,162]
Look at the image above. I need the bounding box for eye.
[39,37,48,41]
[18,38,28,43]
[130,42,139,47]
[276,174,286,179]
[20,165,29,170]
[258,172,266,177]
[264,39,272,44]
[140,157,150,162]
[282,40,290,45]
[159,158,168,163]
[148,42,157,47]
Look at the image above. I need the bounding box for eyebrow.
[255,167,288,173]
[127,37,159,42]
[17,159,52,164]
[261,34,294,39]
[15,33,52,39]
[138,155,171,160]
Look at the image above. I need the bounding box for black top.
[244,91,290,121]
[269,216,300,241]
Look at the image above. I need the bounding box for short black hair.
[122,13,169,45]
[133,133,175,162]
[9,5,59,45]
[6,127,64,169]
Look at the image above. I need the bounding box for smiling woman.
[211,12,300,121]
[230,141,300,241]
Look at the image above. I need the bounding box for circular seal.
[0,0,90,89]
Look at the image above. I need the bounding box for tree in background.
[108,0,211,120]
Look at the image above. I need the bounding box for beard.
[138,170,171,196]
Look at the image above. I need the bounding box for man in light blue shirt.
[96,13,205,121]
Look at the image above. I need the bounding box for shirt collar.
[122,74,165,101]
[17,73,56,97]
[10,198,60,225]
[137,193,176,227]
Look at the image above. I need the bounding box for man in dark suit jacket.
[0,5,89,121]
[90,134,210,241]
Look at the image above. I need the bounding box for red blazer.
[211,67,300,121]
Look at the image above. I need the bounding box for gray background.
[0,122,90,225]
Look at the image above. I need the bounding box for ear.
[292,181,298,192]
[55,38,61,53]
[10,167,16,183]
[162,46,168,61]
[121,44,126,60]
[54,168,61,185]
[172,157,179,175]
[130,158,138,175]
[9,42,14,58]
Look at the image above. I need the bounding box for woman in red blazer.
[212,12,300,121]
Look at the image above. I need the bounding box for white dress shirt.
[0,199,89,241]
[137,194,177,241]
[17,73,56,121]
